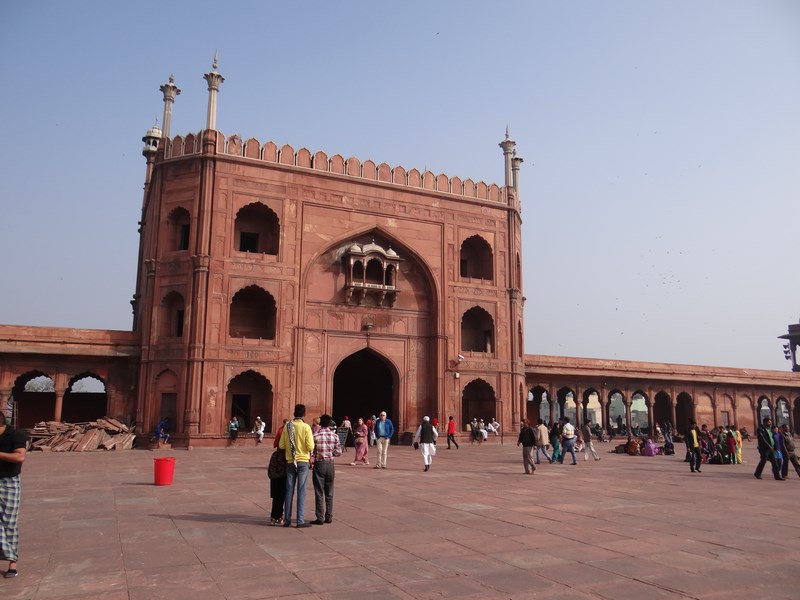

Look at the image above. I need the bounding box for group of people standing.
[267,406,396,528]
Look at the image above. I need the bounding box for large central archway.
[332,349,396,426]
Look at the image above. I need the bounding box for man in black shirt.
[517,419,536,474]
[0,419,27,578]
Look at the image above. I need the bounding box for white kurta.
[414,424,439,466]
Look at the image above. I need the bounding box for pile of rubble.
[29,417,136,452]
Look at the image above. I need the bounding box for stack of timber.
[29,417,136,452]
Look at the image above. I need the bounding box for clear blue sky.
[1,1,798,371]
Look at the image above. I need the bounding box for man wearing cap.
[414,416,438,472]
[252,416,265,444]
[374,411,394,469]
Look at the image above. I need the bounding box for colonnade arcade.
[525,383,799,436]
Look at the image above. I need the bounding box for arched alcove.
[226,370,273,433]
[461,379,497,427]
[332,349,398,428]
[229,285,276,339]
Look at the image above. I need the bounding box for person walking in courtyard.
[351,417,369,465]
[517,419,536,474]
[581,420,600,461]
[227,416,240,446]
[311,414,341,524]
[367,415,377,446]
[754,417,782,481]
[550,419,563,462]
[413,416,438,472]
[0,418,27,578]
[559,417,578,465]
[687,420,702,473]
[279,404,315,527]
[374,411,394,469]
[535,419,553,464]
[779,424,800,479]
[446,416,459,449]
[772,425,785,476]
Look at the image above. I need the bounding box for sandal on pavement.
[5,569,18,578]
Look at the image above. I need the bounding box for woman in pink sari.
[351,417,369,465]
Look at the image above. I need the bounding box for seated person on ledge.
[152,417,170,444]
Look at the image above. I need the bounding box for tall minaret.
[159,75,180,139]
[203,52,224,130]
[512,151,523,203]
[499,126,516,191]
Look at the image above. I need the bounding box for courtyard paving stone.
[0,439,798,598]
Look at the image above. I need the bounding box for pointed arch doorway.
[332,349,396,425]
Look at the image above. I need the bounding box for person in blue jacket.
[373,411,394,469]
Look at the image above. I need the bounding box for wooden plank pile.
[29,417,136,452]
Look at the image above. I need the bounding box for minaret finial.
[159,74,181,138]
[203,54,225,130]
[505,125,510,140]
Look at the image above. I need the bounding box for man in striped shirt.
[310,414,342,525]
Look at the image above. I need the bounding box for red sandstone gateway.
[0,61,797,445]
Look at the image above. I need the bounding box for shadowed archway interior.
[332,349,395,426]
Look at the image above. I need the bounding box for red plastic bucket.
[154,457,176,486]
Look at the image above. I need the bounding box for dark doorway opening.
[333,349,395,427]
[676,393,694,435]
[231,394,251,432]
[653,391,672,430]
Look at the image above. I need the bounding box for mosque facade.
[0,61,797,445]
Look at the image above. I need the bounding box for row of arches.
[5,371,109,429]
[166,202,280,255]
[526,386,800,435]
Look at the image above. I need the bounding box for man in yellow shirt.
[279,404,315,528]
[687,420,702,473]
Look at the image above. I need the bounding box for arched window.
[461,306,494,353]
[365,258,384,285]
[229,285,277,339]
[460,235,493,281]
[167,207,191,252]
[234,203,280,255]
[160,291,185,338]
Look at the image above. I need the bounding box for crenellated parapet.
[163,132,504,203]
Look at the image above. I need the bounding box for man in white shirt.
[559,417,578,465]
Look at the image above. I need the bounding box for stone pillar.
[670,389,677,432]
[203,53,224,131]
[600,387,608,436]
[159,75,181,139]
[647,400,655,435]
[625,397,633,438]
